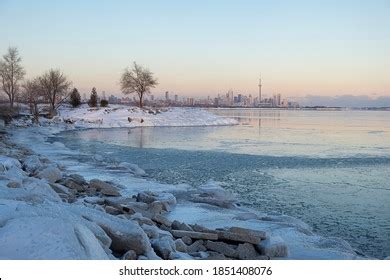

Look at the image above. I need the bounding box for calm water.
[54,109,390,258]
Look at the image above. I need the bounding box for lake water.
[54,109,390,259]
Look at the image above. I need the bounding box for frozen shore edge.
[0,106,374,260]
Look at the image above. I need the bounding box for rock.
[151,214,173,227]
[0,216,110,260]
[131,215,155,226]
[49,182,73,196]
[217,230,262,245]
[37,166,62,183]
[122,250,137,260]
[237,243,258,260]
[141,224,160,239]
[148,201,165,215]
[227,227,267,240]
[7,181,21,188]
[89,179,120,196]
[84,197,105,204]
[79,208,153,256]
[174,239,188,253]
[169,251,193,260]
[22,155,43,173]
[171,230,218,241]
[187,240,207,253]
[181,236,193,245]
[85,187,97,196]
[191,224,217,233]
[0,155,22,171]
[69,174,87,185]
[105,205,122,215]
[62,178,87,192]
[172,220,193,231]
[256,236,288,258]
[136,191,157,204]
[151,236,176,260]
[205,241,238,258]
[118,162,146,176]
[136,191,176,208]
[141,224,172,240]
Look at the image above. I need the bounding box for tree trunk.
[9,95,13,108]
[33,103,39,124]
[139,96,143,108]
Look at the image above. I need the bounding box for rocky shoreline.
[0,131,287,260]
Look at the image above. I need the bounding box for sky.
[0,0,389,102]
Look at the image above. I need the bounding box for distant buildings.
[90,79,299,108]
[102,91,299,108]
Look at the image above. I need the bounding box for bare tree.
[0,47,26,108]
[21,78,42,124]
[38,69,71,116]
[120,62,158,108]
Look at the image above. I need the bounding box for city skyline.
[1,0,389,101]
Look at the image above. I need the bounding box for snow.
[12,104,238,129]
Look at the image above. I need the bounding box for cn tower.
[258,77,262,106]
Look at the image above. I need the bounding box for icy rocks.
[256,236,288,258]
[191,182,237,208]
[7,181,21,188]
[0,216,110,260]
[118,162,146,176]
[227,227,267,240]
[171,230,218,241]
[0,155,22,171]
[205,241,238,258]
[237,243,258,260]
[174,239,188,253]
[22,155,43,173]
[37,166,62,183]
[89,179,120,196]
[151,236,176,259]
[217,229,263,245]
[136,191,177,210]
[80,208,153,256]
[172,220,193,231]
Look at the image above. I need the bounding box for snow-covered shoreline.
[12,104,239,129]
[0,106,373,259]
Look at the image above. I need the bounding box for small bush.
[100,99,108,107]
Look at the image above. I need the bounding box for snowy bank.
[12,105,238,129]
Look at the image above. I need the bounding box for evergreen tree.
[69,88,81,107]
[88,87,98,107]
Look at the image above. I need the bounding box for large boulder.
[37,166,62,183]
[76,207,154,256]
[0,216,110,260]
